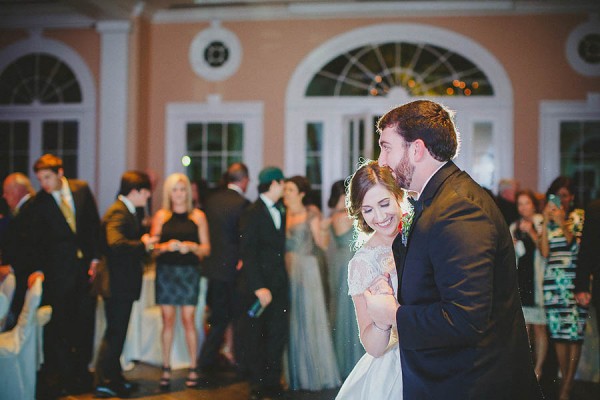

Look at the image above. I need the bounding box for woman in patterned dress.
[539,176,585,400]
[150,173,211,389]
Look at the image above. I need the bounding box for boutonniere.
[398,197,415,246]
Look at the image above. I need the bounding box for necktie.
[60,193,76,233]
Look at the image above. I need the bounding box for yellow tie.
[60,193,76,233]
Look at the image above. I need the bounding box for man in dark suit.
[31,154,101,397]
[1,172,37,329]
[94,171,155,398]
[364,100,542,399]
[198,162,250,375]
[238,166,288,400]
[575,198,600,375]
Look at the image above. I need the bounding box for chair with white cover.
[0,277,51,400]
[0,272,16,331]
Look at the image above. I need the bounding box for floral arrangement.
[398,193,415,246]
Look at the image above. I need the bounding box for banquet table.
[92,268,207,370]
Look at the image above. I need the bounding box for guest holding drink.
[150,173,210,390]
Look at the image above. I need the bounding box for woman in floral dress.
[540,176,585,400]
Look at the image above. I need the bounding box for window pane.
[306,156,321,184]
[560,121,600,206]
[187,123,203,151]
[62,155,77,178]
[0,126,8,150]
[227,155,242,166]
[227,123,244,151]
[307,123,322,152]
[63,121,78,150]
[207,123,224,151]
[187,157,203,183]
[14,122,29,150]
[14,155,28,174]
[207,156,223,183]
[43,121,59,151]
[0,121,30,180]
[472,122,495,189]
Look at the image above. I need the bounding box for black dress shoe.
[94,381,131,398]
[121,379,139,392]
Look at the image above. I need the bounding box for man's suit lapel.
[41,190,73,235]
[396,161,460,303]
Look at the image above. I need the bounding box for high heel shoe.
[185,367,200,388]
[159,366,171,390]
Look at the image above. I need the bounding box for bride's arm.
[352,293,392,358]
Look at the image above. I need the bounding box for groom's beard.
[394,147,414,190]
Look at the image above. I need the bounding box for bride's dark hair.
[346,160,403,234]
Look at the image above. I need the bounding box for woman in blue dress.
[283,175,340,391]
[540,176,585,400]
[325,180,364,379]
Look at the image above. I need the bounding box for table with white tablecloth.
[92,268,207,370]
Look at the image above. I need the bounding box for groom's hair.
[377,100,460,162]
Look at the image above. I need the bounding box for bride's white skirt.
[335,336,403,400]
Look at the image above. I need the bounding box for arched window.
[286,23,513,209]
[0,53,82,105]
[0,36,95,187]
[306,42,493,97]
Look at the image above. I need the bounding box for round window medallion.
[189,22,241,81]
[566,18,600,76]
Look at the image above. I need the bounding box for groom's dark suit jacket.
[393,162,542,399]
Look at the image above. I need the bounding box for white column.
[96,20,130,214]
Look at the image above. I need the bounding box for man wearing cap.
[238,166,288,400]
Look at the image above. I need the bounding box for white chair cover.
[0,278,51,400]
[0,293,8,325]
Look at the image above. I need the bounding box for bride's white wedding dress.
[335,245,403,400]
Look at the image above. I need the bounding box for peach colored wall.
[2,13,599,195]
[144,14,600,192]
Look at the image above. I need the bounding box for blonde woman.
[150,173,210,390]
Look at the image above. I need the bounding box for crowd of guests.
[496,177,599,400]
[0,155,362,400]
[0,151,598,400]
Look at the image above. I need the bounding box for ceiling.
[0,0,598,28]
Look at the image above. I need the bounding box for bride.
[336,160,409,399]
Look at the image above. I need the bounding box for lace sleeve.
[347,252,379,296]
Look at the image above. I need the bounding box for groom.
[364,100,543,399]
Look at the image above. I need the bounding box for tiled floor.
[57,362,600,400]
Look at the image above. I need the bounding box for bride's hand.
[368,273,394,295]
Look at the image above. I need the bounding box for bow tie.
[407,196,423,214]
